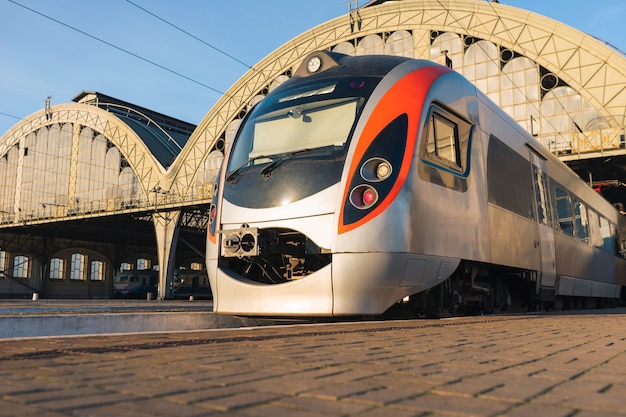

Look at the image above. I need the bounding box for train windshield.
[227,78,377,177]
[228,99,360,177]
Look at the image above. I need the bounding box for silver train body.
[206,51,626,317]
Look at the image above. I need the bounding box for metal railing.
[540,126,626,159]
[0,184,215,227]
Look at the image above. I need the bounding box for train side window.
[600,216,617,254]
[555,187,574,236]
[573,198,589,242]
[487,136,534,219]
[587,209,603,248]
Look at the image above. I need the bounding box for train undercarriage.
[389,261,623,318]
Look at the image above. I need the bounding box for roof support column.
[152,210,181,300]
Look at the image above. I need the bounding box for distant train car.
[171,270,212,300]
[113,269,212,299]
[206,51,626,317]
[113,270,157,298]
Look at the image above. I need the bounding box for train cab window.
[427,114,459,167]
[425,112,461,171]
[555,187,574,236]
[573,198,589,242]
[422,103,472,175]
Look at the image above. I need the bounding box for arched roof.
[0,103,166,198]
[171,0,626,196]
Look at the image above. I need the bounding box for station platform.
[0,308,625,416]
[0,299,252,338]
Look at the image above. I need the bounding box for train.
[113,269,211,299]
[206,50,626,317]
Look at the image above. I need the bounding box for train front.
[207,51,455,316]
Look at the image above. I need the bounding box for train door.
[529,149,557,290]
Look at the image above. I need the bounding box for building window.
[90,260,104,281]
[0,250,7,278]
[120,262,133,271]
[190,262,203,271]
[137,258,151,271]
[70,253,86,280]
[49,258,65,280]
[13,255,30,279]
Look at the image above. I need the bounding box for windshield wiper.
[226,155,270,183]
[260,148,317,177]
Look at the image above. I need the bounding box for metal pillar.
[152,210,181,300]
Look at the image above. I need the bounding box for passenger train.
[206,51,626,317]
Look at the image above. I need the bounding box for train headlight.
[376,161,391,179]
[349,185,379,209]
[360,158,392,182]
[307,56,322,73]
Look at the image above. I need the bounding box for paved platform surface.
[1,309,625,416]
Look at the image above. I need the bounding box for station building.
[2,0,626,299]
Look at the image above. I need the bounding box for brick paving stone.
[351,407,425,417]
[271,396,372,415]
[194,391,281,412]
[162,386,254,406]
[107,398,216,417]
[33,393,137,412]
[73,405,157,417]
[502,403,575,417]
[394,393,513,416]
[108,381,189,398]
[0,400,65,417]
[3,387,102,405]
[301,381,384,401]
[576,412,626,417]
[346,387,418,406]
[235,375,336,396]
[238,404,334,417]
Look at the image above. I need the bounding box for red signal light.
[363,189,376,205]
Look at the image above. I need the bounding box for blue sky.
[1,0,625,136]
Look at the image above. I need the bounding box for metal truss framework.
[175,0,626,198]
